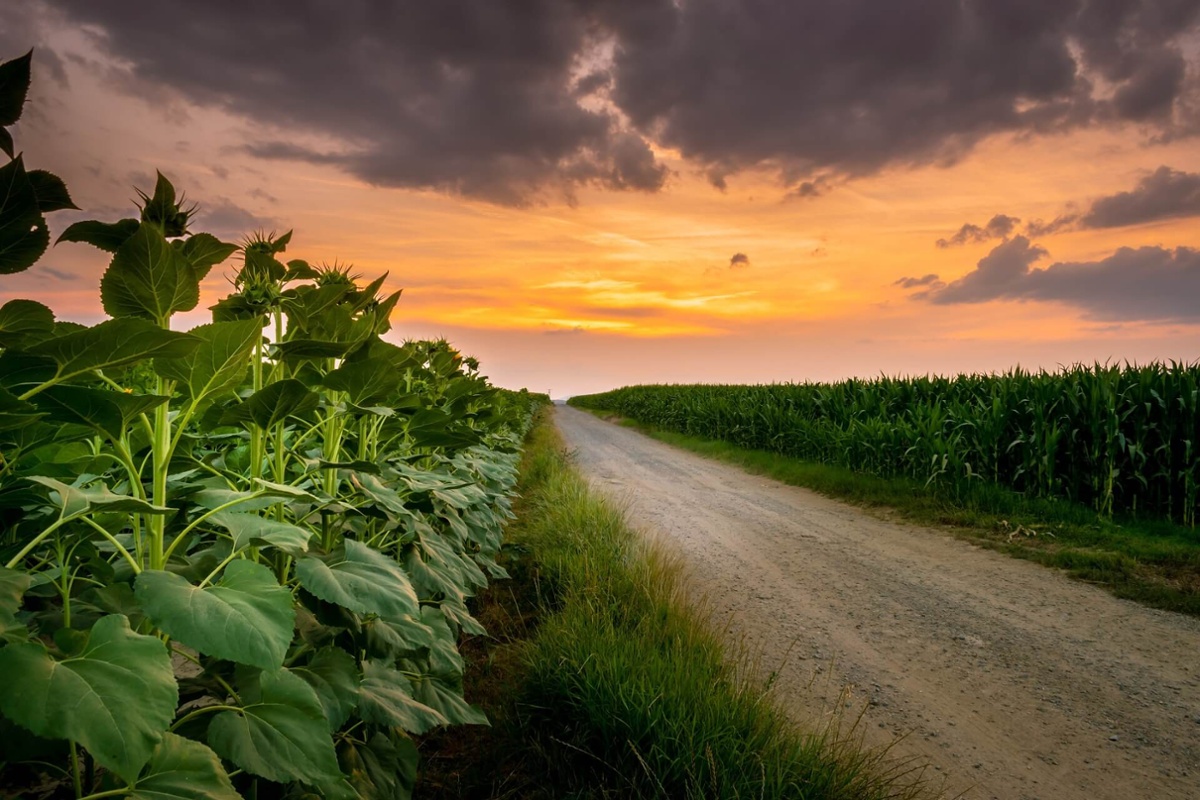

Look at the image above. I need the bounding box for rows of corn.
[570,363,1200,525]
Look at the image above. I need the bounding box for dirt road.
[554,406,1200,800]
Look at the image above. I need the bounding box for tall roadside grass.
[417,410,935,799]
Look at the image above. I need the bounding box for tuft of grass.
[417,410,937,800]
[579,408,1200,616]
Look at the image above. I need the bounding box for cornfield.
[570,363,1200,525]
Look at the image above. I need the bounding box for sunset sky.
[3,1,1200,397]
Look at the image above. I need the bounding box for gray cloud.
[914,236,1200,321]
[729,252,750,268]
[26,0,1200,203]
[193,198,279,242]
[1080,166,1200,228]
[894,273,942,289]
[609,0,1200,191]
[1024,214,1079,237]
[936,214,1021,248]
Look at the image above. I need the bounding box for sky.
[3,1,1200,398]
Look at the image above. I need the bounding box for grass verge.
[575,407,1200,616]
[416,409,935,799]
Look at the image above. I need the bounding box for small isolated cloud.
[789,177,832,199]
[1080,166,1200,229]
[729,252,751,269]
[936,214,1020,248]
[894,273,942,289]
[912,236,1200,321]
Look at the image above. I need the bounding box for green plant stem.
[198,552,240,589]
[69,740,82,799]
[5,515,70,569]
[170,704,239,731]
[78,517,141,574]
[148,376,173,571]
[78,788,130,800]
[161,491,275,563]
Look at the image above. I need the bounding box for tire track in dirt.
[554,405,1200,800]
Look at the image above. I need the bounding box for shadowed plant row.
[0,50,547,800]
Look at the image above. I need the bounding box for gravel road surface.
[554,405,1200,800]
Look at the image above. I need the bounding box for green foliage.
[0,49,549,800]
[572,364,1200,526]
[128,734,241,800]
[469,413,933,800]
[0,614,177,782]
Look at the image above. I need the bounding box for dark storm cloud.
[608,0,1200,191]
[38,0,1200,202]
[936,214,1022,248]
[729,252,750,268]
[48,0,668,205]
[915,236,1200,321]
[1080,166,1200,228]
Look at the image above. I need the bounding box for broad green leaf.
[437,598,486,637]
[293,647,360,730]
[422,605,464,678]
[272,338,352,362]
[221,378,319,429]
[209,511,314,556]
[0,614,177,781]
[0,386,44,431]
[207,668,342,784]
[409,671,488,727]
[101,221,199,322]
[0,298,54,348]
[135,561,294,671]
[356,660,447,734]
[252,478,317,499]
[0,565,31,617]
[33,385,169,442]
[28,476,173,518]
[153,319,261,408]
[363,614,433,659]
[0,50,31,128]
[0,155,49,274]
[0,609,27,643]
[0,126,10,160]
[27,169,78,212]
[285,258,318,280]
[27,317,199,386]
[339,732,418,800]
[179,233,237,279]
[190,480,313,512]
[296,539,418,619]
[56,218,140,252]
[323,357,401,406]
[281,283,350,329]
[129,733,240,800]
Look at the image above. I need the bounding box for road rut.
[554,405,1200,800]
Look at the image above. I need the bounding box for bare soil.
[555,405,1200,800]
